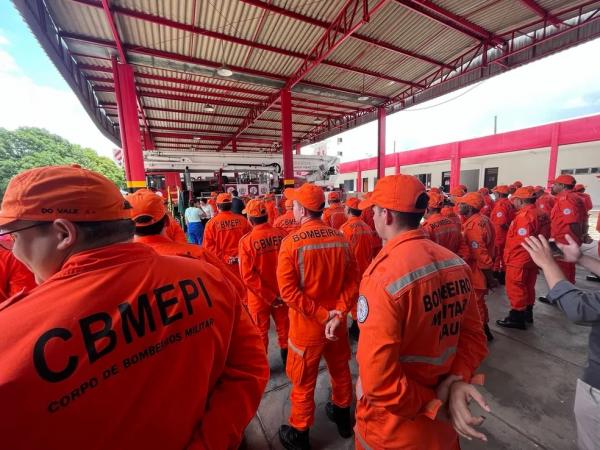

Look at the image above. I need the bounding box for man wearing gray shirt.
[522,234,599,450]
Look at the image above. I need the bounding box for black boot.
[498,271,506,285]
[484,323,494,341]
[496,310,527,330]
[525,305,533,324]
[538,296,553,305]
[586,274,600,282]
[325,402,353,438]
[280,348,288,368]
[349,320,360,341]
[279,425,310,450]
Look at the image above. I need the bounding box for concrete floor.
[245,269,594,450]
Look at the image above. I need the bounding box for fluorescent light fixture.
[313,117,321,123]
[358,95,370,101]
[217,66,233,77]
[204,104,215,112]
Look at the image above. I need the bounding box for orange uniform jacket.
[490,198,515,247]
[356,229,488,449]
[360,206,383,256]
[265,201,279,225]
[339,216,375,277]
[0,243,268,450]
[461,213,495,290]
[0,247,36,303]
[577,192,593,213]
[536,193,555,213]
[421,213,465,255]
[165,211,188,244]
[504,205,551,269]
[277,219,359,346]
[238,223,287,307]
[203,210,252,274]
[481,194,494,217]
[551,190,586,245]
[441,206,463,226]
[207,198,218,215]
[273,211,300,236]
[322,204,347,229]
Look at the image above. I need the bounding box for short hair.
[218,203,232,211]
[389,192,428,229]
[250,215,268,225]
[232,190,239,196]
[75,219,135,244]
[348,207,361,217]
[497,193,509,198]
[523,198,536,204]
[307,209,322,219]
[329,199,341,204]
[427,207,442,214]
[200,198,208,204]
[133,215,167,236]
[561,183,575,190]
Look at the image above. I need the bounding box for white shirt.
[185,206,203,223]
[200,203,213,219]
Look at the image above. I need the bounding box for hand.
[557,234,583,263]
[436,374,463,404]
[521,235,559,269]
[327,310,342,321]
[448,381,491,442]
[325,316,342,341]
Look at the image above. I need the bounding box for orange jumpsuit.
[360,206,383,257]
[265,200,279,225]
[165,211,188,244]
[536,193,555,214]
[462,213,495,324]
[322,203,347,229]
[0,242,268,450]
[0,247,36,303]
[503,205,551,311]
[355,229,488,449]
[239,223,289,351]
[273,210,300,236]
[203,210,251,279]
[481,194,494,217]
[490,198,515,272]
[551,190,586,283]
[277,219,358,430]
[422,213,465,255]
[441,206,463,227]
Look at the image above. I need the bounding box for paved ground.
[245,212,598,449]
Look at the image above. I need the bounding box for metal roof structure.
[13,0,600,154]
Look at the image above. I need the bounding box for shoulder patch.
[471,241,479,249]
[517,227,528,236]
[563,208,572,215]
[357,295,369,323]
[496,211,503,217]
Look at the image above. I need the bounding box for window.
[592,168,600,174]
[562,167,600,175]
[575,168,590,174]
[362,178,369,192]
[561,169,574,174]
[415,173,432,188]
[343,179,355,192]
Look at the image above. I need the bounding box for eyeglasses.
[0,222,50,241]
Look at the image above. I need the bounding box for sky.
[1,3,600,162]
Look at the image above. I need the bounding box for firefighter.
[422,191,465,255]
[164,208,187,243]
[490,185,516,284]
[207,191,218,216]
[479,187,494,217]
[264,193,279,225]
[457,192,497,341]
[273,199,300,236]
[536,186,556,213]
[360,193,383,257]
[0,240,36,303]
[497,186,551,329]
[277,183,358,449]
[0,165,268,450]
[238,200,289,365]
[203,192,252,279]
[322,191,347,229]
[573,184,593,243]
[355,174,489,449]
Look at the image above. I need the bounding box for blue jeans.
[188,221,204,245]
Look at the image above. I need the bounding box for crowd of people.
[0,164,597,450]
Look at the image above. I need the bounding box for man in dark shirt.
[522,234,600,450]
[231,190,245,215]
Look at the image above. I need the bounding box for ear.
[52,219,79,251]
[383,208,394,226]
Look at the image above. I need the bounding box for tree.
[0,127,125,197]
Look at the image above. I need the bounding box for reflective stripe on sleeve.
[356,430,374,450]
[297,242,350,287]
[399,346,457,366]
[287,339,304,357]
[385,257,466,296]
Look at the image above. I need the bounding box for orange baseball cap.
[513,180,523,188]
[449,186,466,197]
[216,193,232,203]
[533,185,545,193]
[358,174,426,213]
[427,191,444,209]
[345,197,360,209]
[284,199,293,209]
[243,199,267,218]
[573,183,585,192]
[478,187,489,195]
[551,174,576,185]
[284,183,325,212]
[328,191,341,202]
[493,185,510,195]
[456,192,485,210]
[512,186,536,199]
[126,189,166,226]
[0,164,131,227]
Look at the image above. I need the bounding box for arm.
[203,223,218,258]
[336,245,359,314]
[238,241,277,304]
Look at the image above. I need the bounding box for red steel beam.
[238,0,453,69]
[141,117,304,134]
[150,127,280,140]
[152,132,276,144]
[519,0,563,27]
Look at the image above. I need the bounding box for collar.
[134,234,171,245]
[300,218,325,228]
[253,222,272,231]
[383,228,427,253]
[463,213,481,227]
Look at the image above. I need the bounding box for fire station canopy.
[13,0,600,154]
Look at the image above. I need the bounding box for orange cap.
[512,186,536,199]
[512,180,523,188]
[126,189,166,226]
[552,174,576,185]
[216,193,232,203]
[0,164,131,226]
[427,191,444,209]
[285,199,293,209]
[210,192,218,197]
[243,199,267,218]
[493,185,510,195]
[358,175,426,213]
[284,183,325,212]
[573,183,585,192]
[328,191,341,202]
[429,187,441,194]
[478,187,489,195]
[449,186,466,197]
[345,197,360,209]
[456,192,485,210]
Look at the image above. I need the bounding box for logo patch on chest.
[357,295,369,323]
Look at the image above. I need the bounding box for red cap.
[552,174,576,185]
[573,183,585,192]
[449,186,466,197]
[358,175,426,213]
[217,193,232,204]
[126,189,166,226]
[512,186,536,199]
[493,185,510,195]
[0,165,131,227]
[345,197,360,209]
[478,187,489,195]
[427,191,444,209]
[284,184,325,212]
[456,192,485,210]
[328,191,341,202]
[243,199,267,218]
[513,180,523,188]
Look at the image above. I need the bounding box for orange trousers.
[286,335,352,430]
[493,243,505,272]
[505,266,537,311]
[557,260,576,284]
[248,302,289,351]
[475,289,489,324]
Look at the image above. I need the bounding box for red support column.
[547,123,560,188]
[377,106,386,179]
[356,160,362,193]
[295,143,301,155]
[450,143,461,189]
[281,88,294,188]
[112,58,146,191]
[395,153,401,175]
